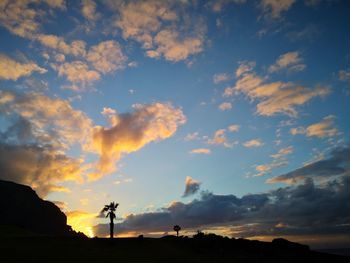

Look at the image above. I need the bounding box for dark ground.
[0,233,349,263]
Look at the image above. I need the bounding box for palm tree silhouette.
[101,202,119,238]
[173,225,181,237]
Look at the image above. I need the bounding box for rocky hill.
[0,179,73,236]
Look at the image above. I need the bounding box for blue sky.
[1,0,350,248]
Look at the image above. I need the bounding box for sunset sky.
[1,0,350,248]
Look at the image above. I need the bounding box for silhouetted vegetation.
[1,180,349,262]
[101,202,119,238]
[173,225,181,237]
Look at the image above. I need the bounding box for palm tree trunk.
[110,222,114,238]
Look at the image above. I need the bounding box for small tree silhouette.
[173,225,181,237]
[101,202,119,238]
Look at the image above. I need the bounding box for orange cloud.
[87,102,186,179]
[224,62,329,117]
[243,139,264,148]
[208,129,235,148]
[53,61,101,91]
[0,54,47,81]
[190,148,211,154]
[290,115,338,138]
[87,40,126,74]
[218,102,232,111]
[268,51,306,73]
[36,34,86,57]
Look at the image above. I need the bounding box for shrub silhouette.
[101,202,119,238]
[173,225,181,237]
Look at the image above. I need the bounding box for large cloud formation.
[93,145,350,247]
[0,90,91,196]
[88,102,186,179]
[0,90,186,195]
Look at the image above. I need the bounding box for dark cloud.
[267,145,350,184]
[183,176,201,197]
[94,148,350,248]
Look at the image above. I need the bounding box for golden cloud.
[268,51,306,73]
[87,40,126,74]
[243,139,264,148]
[0,54,47,81]
[54,61,101,91]
[190,148,211,154]
[290,115,338,138]
[224,63,330,117]
[87,102,186,179]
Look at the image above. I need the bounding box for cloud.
[338,68,350,81]
[209,0,247,13]
[190,148,211,154]
[101,107,117,116]
[0,54,47,81]
[267,145,350,184]
[94,172,350,245]
[36,34,86,57]
[228,125,240,132]
[270,146,294,159]
[183,176,201,197]
[0,90,93,196]
[255,146,293,176]
[0,0,43,38]
[224,62,329,117]
[268,51,306,73]
[53,61,101,91]
[184,132,199,141]
[218,102,232,111]
[243,139,264,148]
[260,0,296,19]
[87,102,186,179]
[0,90,92,148]
[208,129,234,148]
[150,29,204,62]
[81,0,100,21]
[235,61,256,77]
[54,53,65,62]
[87,40,127,74]
[213,73,230,84]
[113,0,205,62]
[290,115,338,138]
[0,142,83,197]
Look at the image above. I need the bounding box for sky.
[0,0,350,249]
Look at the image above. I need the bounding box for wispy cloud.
[224,62,329,117]
[290,115,339,138]
[190,148,211,154]
[268,51,306,73]
[243,139,264,148]
[218,102,232,111]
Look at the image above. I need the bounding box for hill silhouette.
[0,179,76,236]
[0,180,349,262]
